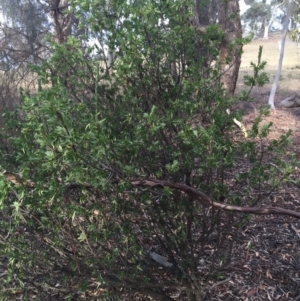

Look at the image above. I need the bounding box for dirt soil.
[207,33,300,301]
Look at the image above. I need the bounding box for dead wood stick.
[208,276,232,290]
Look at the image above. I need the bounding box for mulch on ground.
[210,83,300,301]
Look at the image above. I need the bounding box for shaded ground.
[212,33,300,301]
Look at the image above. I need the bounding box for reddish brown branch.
[131,179,300,219]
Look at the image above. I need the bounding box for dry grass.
[237,32,300,99]
[236,33,300,150]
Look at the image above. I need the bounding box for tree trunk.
[218,0,243,96]
[194,0,242,96]
[268,0,292,109]
[193,0,216,69]
[50,0,73,44]
[263,18,269,39]
[195,0,210,26]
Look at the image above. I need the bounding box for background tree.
[242,0,285,39]
[0,0,50,114]
[289,0,300,41]
[0,0,87,120]
[268,0,293,109]
[193,0,242,95]
[217,0,243,95]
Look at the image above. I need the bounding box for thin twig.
[291,224,300,239]
[208,276,232,290]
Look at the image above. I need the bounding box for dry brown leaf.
[247,287,257,297]
[266,269,273,279]
[2,170,35,187]
[3,171,23,186]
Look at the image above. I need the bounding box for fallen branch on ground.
[280,93,300,108]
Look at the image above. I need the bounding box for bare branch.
[131,179,300,219]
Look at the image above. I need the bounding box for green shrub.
[0,1,295,300]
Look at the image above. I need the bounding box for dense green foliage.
[0,1,296,300]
